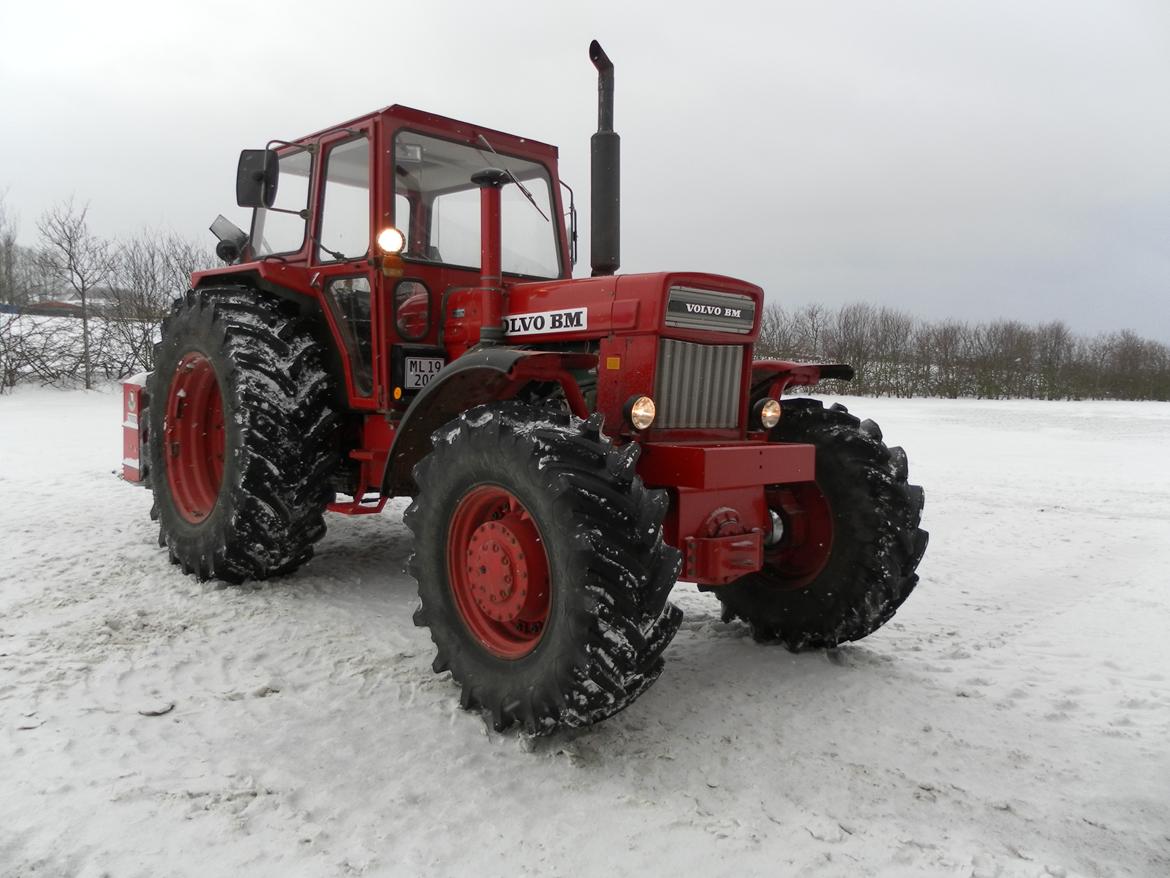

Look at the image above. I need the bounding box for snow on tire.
[405,401,683,734]
[147,287,338,583]
[715,398,928,650]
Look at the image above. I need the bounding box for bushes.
[0,196,212,393]
[0,312,153,390]
[756,302,1170,401]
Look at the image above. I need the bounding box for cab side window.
[318,136,370,262]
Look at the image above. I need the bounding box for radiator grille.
[653,339,743,429]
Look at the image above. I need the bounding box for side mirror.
[236,149,279,208]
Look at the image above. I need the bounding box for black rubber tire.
[405,401,683,734]
[715,399,928,649]
[147,287,338,583]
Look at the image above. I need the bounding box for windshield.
[393,132,560,278]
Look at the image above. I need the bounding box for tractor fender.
[750,360,855,401]
[191,268,352,414]
[385,348,596,495]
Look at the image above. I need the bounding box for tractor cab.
[204,105,575,415]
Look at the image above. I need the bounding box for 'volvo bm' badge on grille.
[665,287,756,334]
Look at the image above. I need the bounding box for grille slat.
[654,339,743,429]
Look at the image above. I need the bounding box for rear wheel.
[406,402,683,734]
[715,399,928,649]
[147,287,338,583]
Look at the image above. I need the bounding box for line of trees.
[757,302,1170,401]
[0,195,212,391]
[3,193,1168,401]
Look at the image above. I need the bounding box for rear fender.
[191,268,351,413]
[750,360,854,402]
[385,349,596,495]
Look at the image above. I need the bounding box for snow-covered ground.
[1,387,1168,877]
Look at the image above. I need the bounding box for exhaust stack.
[471,167,509,344]
[589,40,620,277]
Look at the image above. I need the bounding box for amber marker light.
[377,226,406,254]
[625,395,656,431]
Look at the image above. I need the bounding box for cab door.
[311,125,381,408]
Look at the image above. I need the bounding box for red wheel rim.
[447,485,551,659]
[164,352,226,524]
[763,483,834,590]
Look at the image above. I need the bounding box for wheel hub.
[465,517,545,623]
[447,486,551,658]
[763,484,833,590]
[164,352,225,524]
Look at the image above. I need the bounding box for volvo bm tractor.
[122,42,927,733]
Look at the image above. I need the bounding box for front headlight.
[625,395,656,431]
[754,398,782,429]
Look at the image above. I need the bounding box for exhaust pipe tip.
[589,39,619,277]
[589,40,612,74]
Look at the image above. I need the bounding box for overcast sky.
[2,0,1168,340]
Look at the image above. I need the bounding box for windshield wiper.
[476,134,550,222]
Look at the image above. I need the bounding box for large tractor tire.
[715,399,927,650]
[147,287,338,583]
[405,402,683,734]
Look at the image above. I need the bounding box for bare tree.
[756,301,797,359]
[35,199,112,389]
[109,234,175,372]
[0,311,18,390]
[162,233,215,298]
[790,303,829,360]
[107,231,215,373]
[0,191,23,306]
[825,303,877,391]
[1035,320,1073,399]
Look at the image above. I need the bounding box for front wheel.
[715,399,928,650]
[405,402,683,734]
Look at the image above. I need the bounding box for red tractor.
[122,42,927,733]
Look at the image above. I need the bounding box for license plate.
[404,356,444,389]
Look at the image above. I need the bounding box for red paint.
[327,414,397,514]
[122,381,147,483]
[397,288,429,340]
[763,484,834,590]
[478,179,503,287]
[446,485,551,659]
[505,352,595,419]
[637,442,815,491]
[664,485,767,553]
[163,353,225,523]
[751,360,853,399]
[684,531,764,585]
